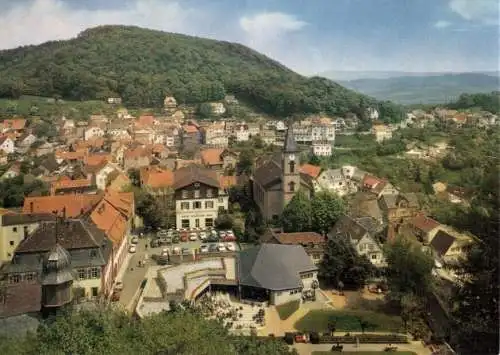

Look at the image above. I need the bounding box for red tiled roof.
[85,154,110,167]
[410,214,441,233]
[23,194,102,217]
[124,147,149,159]
[52,178,92,191]
[2,119,26,130]
[363,174,384,188]
[183,125,199,134]
[90,191,134,246]
[138,115,155,126]
[300,164,321,179]
[55,149,87,161]
[200,148,223,166]
[273,232,326,245]
[141,166,174,188]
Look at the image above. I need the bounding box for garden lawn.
[276,300,300,320]
[294,310,402,333]
[312,352,416,355]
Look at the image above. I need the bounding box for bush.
[310,332,320,344]
[276,300,301,320]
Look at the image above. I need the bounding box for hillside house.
[329,215,386,267]
[200,148,238,172]
[372,124,392,142]
[0,136,15,154]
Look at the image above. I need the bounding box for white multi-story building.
[292,121,335,145]
[174,166,229,229]
[311,141,332,157]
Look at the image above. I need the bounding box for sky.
[0,0,498,75]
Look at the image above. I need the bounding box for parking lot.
[135,229,240,260]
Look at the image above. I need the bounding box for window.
[78,269,86,280]
[205,201,214,209]
[194,190,200,198]
[90,250,97,258]
[289,289,300,295]
[313,254,320,260]
[24,273,34,282]
[368,243,374,251]
[182,190,188,199]
[90,267,100,279]
[23,226,28,238]
[371,254,377,260]
[288,181,296,192]
[181,219,190,228]
[205,218,213,227]
[289,161,295,173]
[218,197,224,203]
[301,273,313,279]
[181,202,190,210]
[9,274,20,284]
[195,219,200,228]
[206,189,213,198]
[9,241,14,246]
[193,201,202,209]
[91,287,99,297]
[12,227,17,232]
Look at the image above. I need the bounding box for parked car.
[161,248,169,256]
[150,239,160,248]
[295,334,307,343]
[157,230,168,237]
[182,247,191,255]
[180,233,189,242]
[208,244,218,252]
[223,234,236,242]
[225,243,236,251]
[172,246,181,254]
[226,230,234,238]
[131,236,139,244]
[218,231,227,238]
[167,229,174,237]
[217,243,226,252]
[200,245,209,253]
[198,232,207,240]
[206,235,219,243]
[128,245,137,253]
[189,232,198,241]
[172,236,180,244]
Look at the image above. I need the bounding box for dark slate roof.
[237,244,317,291]
[284,128,298,153]
[15,218,108,254]
[430,230,455,257]
[253,161,282,188]
[40,154,59,172]
[1,213,54,226]
[172,165,220,190]
[328,214,369,242]
[355,216,380,234]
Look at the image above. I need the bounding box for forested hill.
[0,25,402,120]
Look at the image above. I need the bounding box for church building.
[252,128,313,221]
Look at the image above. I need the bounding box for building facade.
[173,166,228,229]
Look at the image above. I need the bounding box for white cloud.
[449,0,499,25]
[0,0,206,49]
[239,12,306,39]
[434,20,452,28]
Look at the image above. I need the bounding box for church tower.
[282,126,301,207]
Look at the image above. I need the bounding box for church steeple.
[281,123,300,207]
[284,126,298,153]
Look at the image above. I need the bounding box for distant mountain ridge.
[319,70,499,81]
[319,72,499,104]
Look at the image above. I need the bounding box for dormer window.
[194,190,200,198]
[182,190,188,199]
[207,189,213,198]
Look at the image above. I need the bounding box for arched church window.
[289,161,295,173]
[289,181,296,192]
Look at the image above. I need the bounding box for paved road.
[118,238,149,311]
[293,341,432,355]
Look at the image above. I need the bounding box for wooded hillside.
[0,25,403,120]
